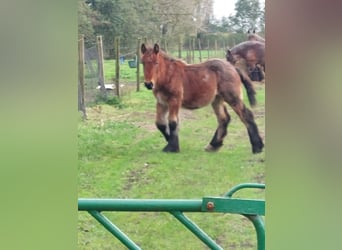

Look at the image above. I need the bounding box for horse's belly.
[182,88,216,109]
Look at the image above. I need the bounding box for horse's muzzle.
[144,82,154,90]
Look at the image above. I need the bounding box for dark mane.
[159,49,186,65]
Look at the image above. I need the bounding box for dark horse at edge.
[226,40,265,82]
[141,43,264,154]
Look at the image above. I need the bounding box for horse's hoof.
[162,145,180,153]
[204,144,221,152]
[252,141,264,154]
[252,146,264,154]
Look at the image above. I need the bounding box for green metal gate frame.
[78,183,265,250]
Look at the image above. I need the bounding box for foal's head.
[141,43,161,90]
[247,29,265,43]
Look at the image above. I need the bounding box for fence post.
[178,37,182,59]
[96,35,106,96]
[163,39,167,53]
[222,40,226,58]
[114,37,120,97]
[192,37,195,63]
[186,37,190,63]
[188,37,192,64]
[78,35,87,119]
[198,38,202,62]
[215,40,218,57]
[207,39,210,60]
[136,38,141,92]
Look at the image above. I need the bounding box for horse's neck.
[255,35,265,42]
[248,34,264,42]
[158,56,184,82]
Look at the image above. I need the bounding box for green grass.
[103,60,140,83]
[78,74,265,249]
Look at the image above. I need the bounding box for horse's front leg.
[155,102,170,142]
[162,98,180,153]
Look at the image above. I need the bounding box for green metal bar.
[78,183,266,249]
[88,210,141,250]
[170,211,223,250]
[79,198,203,212]
[202,197,265,215]
[223,183,265,250]
[244,215,265,250]
[224,183,265,198]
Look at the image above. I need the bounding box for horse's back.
[231,41,265,54]
[205,59,242,95]
[204,59,240,82]
[230,41,265,65]
[181,59,239,109]
[181,61,218,109]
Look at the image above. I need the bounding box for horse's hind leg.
[256,64,265,82]
[227,99,264,154]
[205,96,231,152]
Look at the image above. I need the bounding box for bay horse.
[226,41,265,82]
[141,43,264,154]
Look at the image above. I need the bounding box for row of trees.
[210,0,265,33]
[78,0,264,56]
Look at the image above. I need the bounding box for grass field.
[78,61,265,249]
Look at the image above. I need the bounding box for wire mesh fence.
[78,34,249,117]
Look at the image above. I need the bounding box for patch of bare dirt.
[253,172,265,183]
[128,111,156,132]
[122,163,152,193]
[180,109,197,120]
[130,109,200,132]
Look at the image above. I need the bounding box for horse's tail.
[235,67,257,107]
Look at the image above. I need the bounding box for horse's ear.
[253,29,256,33]
[227,50,232,56]
[141,43,147,54]
[153,43,159,54]
[247,29,251,34]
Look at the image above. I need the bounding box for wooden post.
[163,39,167,53]
[96,35,106,96]
[207,40,210,59]
[223,40,226,58]
[214,40,218,57]
[178,37,182,59]
[114,37,120,97]
[187,38,190,63]
[136,38,141,92]
[188,39,192,64]
[192,37,195,63]
[78,35,87,119]
[198,38,202,62]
